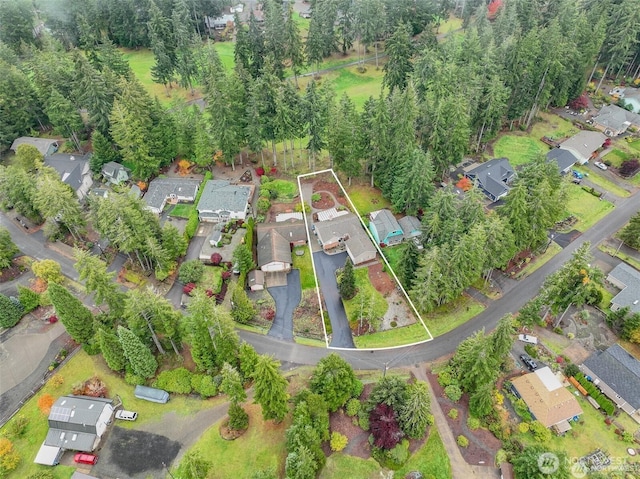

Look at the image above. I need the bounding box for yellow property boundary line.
[296,169,433,351]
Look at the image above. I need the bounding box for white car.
[115,410,138,421]
[594,162,608,170]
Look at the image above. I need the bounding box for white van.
[115,409,138,421]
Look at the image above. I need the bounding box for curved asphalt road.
[267,269,301,341]
[242,186,640,370]
[312,251,356,348]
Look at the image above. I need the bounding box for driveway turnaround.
[267,269,302,341]
[312,251,355,348]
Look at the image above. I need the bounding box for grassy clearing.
[424,296,485,337]
[396,429,452,479]
[437,15,463,34]
[292,246,315,290]
[121,48,198,106]
[168,204,195,218]
[382,243,407,277]
[564,184,616,231]
[1,351,217,479]
[602,148,630,168]
[530,112,580,140]
[516,389,636,460]
[172,402,289,478]
[573,166,630,198]
[344,183,391,216]
[198,265,223,293]
[343,268,388,325]
[492,134,549,166]
[515,242,562,279]
[628,139,640,153]
[354,322,431,348]
[212,41,235,72]
[319,453,381,478]
[262,178,299,200]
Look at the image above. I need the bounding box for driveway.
[312,251,355,349]
[267,269,301,341]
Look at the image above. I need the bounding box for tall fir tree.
[97,328,126,372]
[253,354,289,422]
[117,325,158,378]
[48,283,95,344]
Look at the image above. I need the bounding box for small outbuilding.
[248,270,265,291]
[369,209,403,246]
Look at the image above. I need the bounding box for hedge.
[184,171,213,240]
[574,372,616,415]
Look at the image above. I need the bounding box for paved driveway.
[267,269,301,341]
[312,251,355,348]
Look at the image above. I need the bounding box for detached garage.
[34,443,63,466]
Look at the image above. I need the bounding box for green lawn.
[292,246,315,290]
[573,166,631,198]
[168,204,195,218]
[530,112,579,140]
[564,184,616,231]
[319,454,381,479]
[343,268,388,326]
[354,321,431,348]
[395,429,452,479]
[212,41,236,72]
[171,403,289,478]
[628,138,640,153]
[1,351,217,479]
[344,184,391,216]
[424,296,485,337]
[262,179,299,200]
[382,243,407,279]
[492,134,549,166]
[328,66,385,110]
[198,265,223,293]
[602,148,630,168]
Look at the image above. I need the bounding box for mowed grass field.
[563,184,615,231]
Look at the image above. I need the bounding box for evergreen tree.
[44,89,85,151]
[117,325,158,378]
[283,3,305,87]
[176,451,212,479]
[97,328,126,372]
[48,283,95,344]
[0,294,23,328]
[148,0,175,91]
[0,227,18,270]
[0,0,37,51]
[231,285,256,324]
[228,401,249,431]
[89,130,120,174]
[620,211,640,250]
[398,381,431,439]
[172,0,199,93]
[253,354,289,422]
[285,445,317,479]
[309,353,362,412]
[397,240,420,288]
[0,166,41,222]
[490,314,515,367]
[263,0,286,78]
[72,51,114,135]
[185,290,217,372]
[338,258,356,300]
[232,243,255,274]
[220,362,247,404]
[382,23,413,93]
[73,249,126,317]
[14,144,43,173]
[34,169,85,241]
[303,80,332,170]
[327,94,362,183]
[238,341,259,380]
[391,148,435,215]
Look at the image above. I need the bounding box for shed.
[248,270,265,291]
[398,215,421,240]
[34,443,63,466]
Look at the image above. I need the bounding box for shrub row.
[574,373,616,415]
[153,367,219,398]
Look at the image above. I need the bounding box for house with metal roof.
[144,178,201,215]
[314,213,377,265]
[546,148,578,174]
[101,161,130,185]
[464,158,515,202]
[369,209,403,246]
[559,131,608,164]
[257,229,292,273]
[10,137,59,156]
[511,366,583,432]
[581,344,640,418]
[592,104,640,136]
[44,153,93,200]
[607,262,640,313]
[196,180,252,223]
[35,396,113,465]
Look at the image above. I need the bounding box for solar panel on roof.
[50,406,72,422]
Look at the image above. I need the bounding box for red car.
[74,453,98,465]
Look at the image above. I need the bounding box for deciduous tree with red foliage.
[620,159,640,177]
[569,94,589,111]
[487,0,503,20]
[210,253,223,266]
[369,403,404,449]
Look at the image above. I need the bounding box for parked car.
[115,409,138,421]
[520,354,538,371]
[594,162,608,170]
[74,453,98,465]
[572,170,583,179]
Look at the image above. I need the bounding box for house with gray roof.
[369,209,403,246]
[10,136,59,156]
[546,148,578,174]
[607,262,640,313]
[581,344,640,418]
[559,131,608,164]
[399,215,422,240]
[101,161,130,185]
[35,396,114,465]
[144,178,201,215]
[465,158,515,202]
[44,153,93,200]
[593,104,640,136]
[314,213,377,265]
[257,220,307,247]
[196,180,252,223]
[257,229,292,273]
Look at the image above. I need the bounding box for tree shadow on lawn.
[95,427,181,477]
